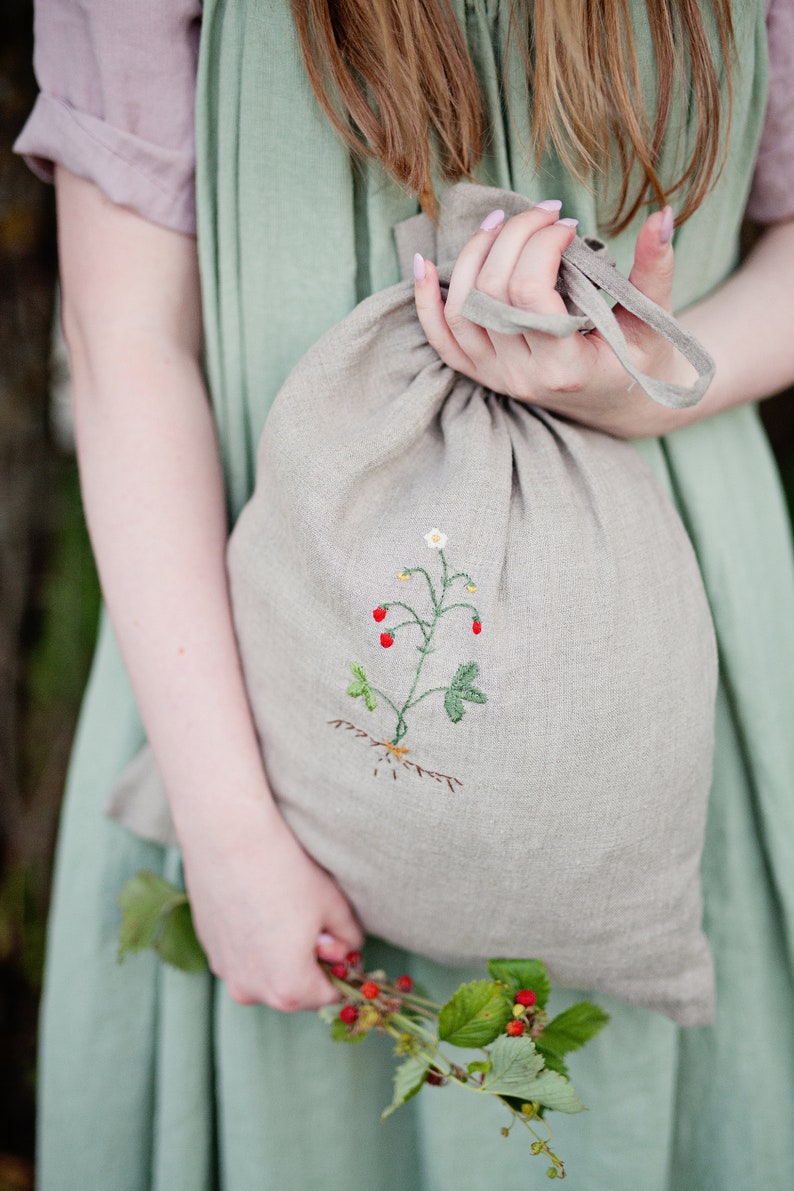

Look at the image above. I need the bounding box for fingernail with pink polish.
[413,252,426,282]
[556,217,579,228]
[479,208,505,232]
[535,199,563,211]
[660,206,674,245]
[316,932,336,947]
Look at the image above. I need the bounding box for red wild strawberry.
[425,1066,444,1086]
[472,619,482,635]
[396,975,413,993]
[361,981,380,1000]
[330,962,348,980]
[373,607,387,622]
[380,632,394,648]
[345,950,363,967]
[506,1019,525,1037]
[338,1005,358,1025]
[514,989,537,1008]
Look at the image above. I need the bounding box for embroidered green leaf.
[381,1056,427,1120]
[443,689,465,723]
[537,1002,610,1056]
[517,1070,586,1114]
[438,980,513,1047]
[347,662,377,712]
[450,662,479,689]
[480,1034,545,1097]
[117,870,207,973]
[487,959,551,1008]
[444,662,487,723]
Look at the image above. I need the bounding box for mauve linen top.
[13,0,794,234]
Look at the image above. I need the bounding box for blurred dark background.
[0,3,792,1187]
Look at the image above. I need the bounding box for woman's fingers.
[626,206,675,312]
[413,255,480,375]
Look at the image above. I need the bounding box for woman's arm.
[414,206,794,439]
[57,166,362,1010]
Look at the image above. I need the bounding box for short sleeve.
[746,0,794,223]
[13,0,202,236]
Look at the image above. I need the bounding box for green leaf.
[117,871,186,958]
[519,1070,585,1114]
[487,959,551,1008]
[534,1044,570,1081]
[381,1056,427,1120]
[438,980,512,1047]
[330,1019,368,1044]
[480,1035,545,1097]
[539,1002,610,1055]
[118,870,207,973]
[450,662,479,690]
[153,901,207,973]
[443,689,464,723]
[467,1060,492,1075]
[347,663,377,712]
[460,686,486,704]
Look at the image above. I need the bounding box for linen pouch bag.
[109,184,718,1025]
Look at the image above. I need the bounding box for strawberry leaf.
[480,1035,545,1097]
[381,1056,427,1120]
[438,980,512,1047]
[518,1069,586,1114]
[538,1002,610,1055]
[487,959,551,1008]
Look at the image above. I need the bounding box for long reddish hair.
[291,0,734,232]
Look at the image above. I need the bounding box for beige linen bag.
[109,185,718,1025]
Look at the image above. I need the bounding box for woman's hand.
[178,795,362,1011]
[414,201,696,439]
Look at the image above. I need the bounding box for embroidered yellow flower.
[467,584,477,593]
[398,571,411,581]
[424,528,448,550]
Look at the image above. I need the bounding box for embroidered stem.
[437,601,479,618]
[404,685,449,712]
[384,602,432,641]
[402,567,439,610]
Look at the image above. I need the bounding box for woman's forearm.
[677,217,794,422]
[57,168,277,838]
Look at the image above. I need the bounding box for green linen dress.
[38,1,794,1188]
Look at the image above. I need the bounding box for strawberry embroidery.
[346,531,487,748]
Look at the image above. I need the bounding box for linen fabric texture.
[109,183,718,1026]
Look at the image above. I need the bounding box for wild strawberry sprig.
[319,953,609,1181]
[116,877,608,1179]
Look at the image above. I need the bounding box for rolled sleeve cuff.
[14,92,196,237]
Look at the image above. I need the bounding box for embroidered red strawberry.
[514,988,537,1008]
[506,1019,525,1037]
[396,975,413,993]
[380,632,394,648]
[373,607,387,622]
[472,618,482,635]
[338,1005,358,1025]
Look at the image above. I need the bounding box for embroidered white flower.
[424,528,448,550]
